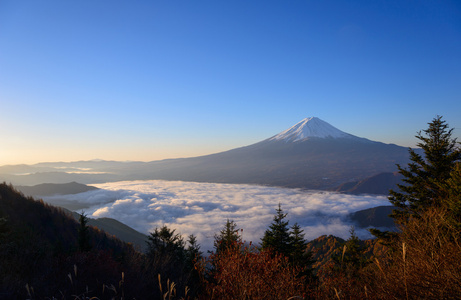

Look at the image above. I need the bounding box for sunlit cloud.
[50,180,389,251]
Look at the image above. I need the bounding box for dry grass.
[367,208,461,299]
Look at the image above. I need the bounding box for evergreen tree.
[437,162,461,229]
[261,203,292,257]
[185,234,203,296]
[146,226,201,298]
[146,225,185,261]
[332,227,368,279]
[0,217,10,241]
[213,219,241,254]
[290,223,306,264]
[185,234,202,266]
[389,116,461,223]
[77,212,91,252]
[290,223,315,278]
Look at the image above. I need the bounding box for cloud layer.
[53,180,390,251]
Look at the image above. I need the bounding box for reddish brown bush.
[316,261,372,300]
[199,241,309,300]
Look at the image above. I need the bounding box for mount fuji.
[1,117,414,190]
[269,117,358,141]
[135,117,411,189]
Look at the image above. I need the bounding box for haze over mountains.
[1,117,414,191]
[1,117,406,250]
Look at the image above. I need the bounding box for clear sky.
[1,0,460,165]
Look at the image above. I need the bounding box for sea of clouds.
[48,180,390,251]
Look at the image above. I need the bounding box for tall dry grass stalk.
[341,245,347,263]
[158,273,191,300]
[402,242,408,300]
[333,287,340,299]
[25,283,34,299]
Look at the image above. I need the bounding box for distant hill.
[334,172,403,195]
[90,217,147,252]
[15,181,99,196]
[348,205,398,229]
[0,171,121,186]
[68,211,147,252]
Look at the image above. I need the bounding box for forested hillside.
[0,183,139,298]
[0,183,200,299]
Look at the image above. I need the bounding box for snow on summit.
[270,117,354,142]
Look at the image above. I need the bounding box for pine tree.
[261,203,292,257]
[437,162,461,228]
[77,212,91,252]
[290,223,315,278]
[185,234,202,295]
[146,226,200,298]
[146,225,185,260]
[332,227,368,279]
[389,116,461,223]
[185,234,202,266]
[213,219,240,254]
[290,223,306,264]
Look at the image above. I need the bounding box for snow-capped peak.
[269,117,355,142]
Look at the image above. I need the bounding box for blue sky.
[1,0,460,165]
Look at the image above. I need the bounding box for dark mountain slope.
[334,172,404,195]
[68,211,147,252]
[348,205,397,229]
[15,181,99,196]
[0,183,140,298]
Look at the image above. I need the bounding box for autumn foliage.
[367,208,461,299]
[198,240,309,300]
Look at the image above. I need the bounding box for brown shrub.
[315,261,372,300]
[199,241,309,300]
[368,208,461,299]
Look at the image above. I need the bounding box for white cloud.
[54,180,390,252]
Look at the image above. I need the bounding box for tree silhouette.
[146,225,185,261]
[290,222,315,278]
[213,219,241,254]
[261,203,292,257]
[389,116,461,224]
[77,212,91,252]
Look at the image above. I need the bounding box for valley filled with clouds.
[44,180,389,251]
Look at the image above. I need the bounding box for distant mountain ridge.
[1,117,416,190]
[15,181,99,196]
